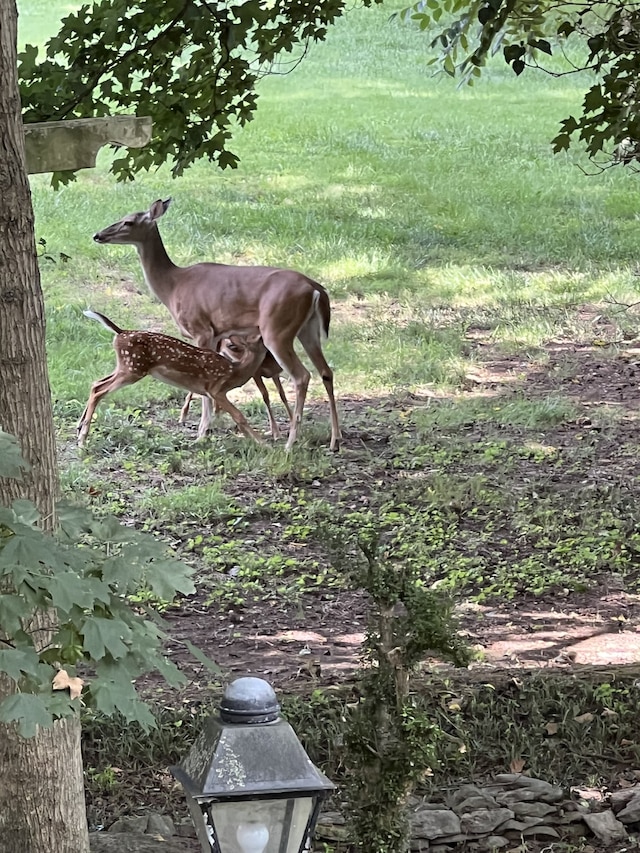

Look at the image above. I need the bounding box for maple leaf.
[52,668,84,701]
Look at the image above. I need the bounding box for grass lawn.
[16,1,640,814]
[21,0,640,607]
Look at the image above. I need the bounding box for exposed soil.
[150,335,640,695]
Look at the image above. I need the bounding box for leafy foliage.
[325,518,469,852]
[0,430,30,480]
[0,436,206,737]
[19,0,380,184]
[398,0,640,165]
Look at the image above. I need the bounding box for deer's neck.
[137,228,179,306]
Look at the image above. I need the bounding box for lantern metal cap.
[219,676,280,724]
[171,677,335,801]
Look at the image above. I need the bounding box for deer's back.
[116,331,233,380]
[168,263,326,339]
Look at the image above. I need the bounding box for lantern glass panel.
[209,796,315,853]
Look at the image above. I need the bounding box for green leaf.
[0,432,30,479]
[101,553,146,592]
[0,693,53,737]
[503,44,524,63]
[529,38,552,55]
[477,4,495,25]
[0,648,41,682]
[557,21,575,38]
[154,654,187,687]
[56,502,93,541]
[11,500,41,525]
[0,528,59,570]
[583,85,605,112]
[0,594,30,634]
[91,662,157,728]
[48,571,104,613]
[90,515,142,544]
[82,616,132,660]
[145,557,195,601]
[217,150,240,170]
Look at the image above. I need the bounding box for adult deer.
[93,198,341,450]
[78,310,267,447]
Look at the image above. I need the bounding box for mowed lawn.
[18,0,640,612]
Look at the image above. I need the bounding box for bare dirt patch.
[76,333,640,851]
[143,338,640,697]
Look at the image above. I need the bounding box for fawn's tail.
[83,309,124,336]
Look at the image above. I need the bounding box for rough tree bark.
[0,2,90,850]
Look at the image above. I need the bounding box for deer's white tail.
[83,309,124,336]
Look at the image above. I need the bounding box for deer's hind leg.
[297,319,341,452]
[77,372,142,447]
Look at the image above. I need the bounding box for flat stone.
[146,814,175,838]
[450,784,486,805]
[316,812,350,841]
[460,808,514,835]
[500,817,546,832]
[432,834,482,844]
[511,802,557,818]
[316,823,350,841]
[522,825,560,839]
[412,809,461,840]
[611,788,640,812]
[494,776,564,803]
[562,801,590,812]
[492,773,530,785]
[455,794,499,813]
[555,811,590,825]
[583,810,628,843]
[483,837,510,850]
[90,833,190,853]
[108,817,149,834]
[432,833,481,844]
[317,810,346,825]
[174,821,197,838]
[494,789,538,805]
[615,798,640,824]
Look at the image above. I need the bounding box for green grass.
[20,1,640,611]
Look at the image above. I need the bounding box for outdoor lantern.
[171,676,335,853]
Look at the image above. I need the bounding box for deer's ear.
[245,332,263,346]
[149,198,171,220]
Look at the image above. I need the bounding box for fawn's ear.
[222,336,244,353]
[243,332,263,347]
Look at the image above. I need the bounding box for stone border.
[89,776,640,852]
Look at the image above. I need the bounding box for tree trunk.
[0,2,90,850]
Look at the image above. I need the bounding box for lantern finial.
[220,676,280,724]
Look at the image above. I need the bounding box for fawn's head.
[218,331,266,368]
